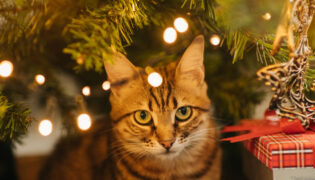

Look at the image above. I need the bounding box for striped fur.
[40,35,221,180]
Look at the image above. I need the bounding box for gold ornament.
[257,0,315,128]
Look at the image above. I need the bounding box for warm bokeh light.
[102,81,111,91]
[174,17,189,33]
[147,72,163,87]
[77,56,84,64]
[132,3,135,11]
[82,86,91,96]
[163,27,177,44]
[38,119,53,136]
[77,113,92,131]
[0,60,13,78]
[262,12,271,20]
[210,35,221,46]
[35,74,45,85]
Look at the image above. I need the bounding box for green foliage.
[226,31,249,63]
[181,0,288,65]
[0,0,287,69]
[0,0,44,45]
[181,0,215,20]
[255,35,290,64]
[63,0,151,72]
[0,94,31,143]
[0,0,296,141]
[203,48,264,122]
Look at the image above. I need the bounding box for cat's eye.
[134,110,152,125]
[175,106,192,121]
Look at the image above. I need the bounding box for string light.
[82,86,91,96]
[210,35,221,46]
[38,119,53,136]
[262,12,271,20]
[174,17,189,33]
[77,56,84,64]
[35,74,45,85]
[102,81,111,91]
[147,72,163,87]
[0,60,13,78]
[132,3,135,11]
[163,27,177,44]
[77,113,92,131]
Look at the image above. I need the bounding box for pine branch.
[63,0,152,72]
[225,31,249,63]
[0,0,46,44]
[0,94,31,143]
[255,34,290,64]
[0,3,44,13]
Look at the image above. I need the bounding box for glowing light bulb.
[210,35,221,46]
[77,113,92,131]
[262,12,271,20]
[0,60,13,78]
[163,27,177,44]
[38,119,53,136]
[82,86,91,96]
[148,72,163,87]
[35,74,45,85]
[174,17,189,33]
[102,81,111,91]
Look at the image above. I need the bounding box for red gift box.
[244,131,315,169]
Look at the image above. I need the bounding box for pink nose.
[159,139,175,150]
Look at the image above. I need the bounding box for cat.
[39,35,222,180]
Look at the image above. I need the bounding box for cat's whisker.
[110,142,148,161]
[191,127,221,135]
[191,134,221,141]
[189,130,216,137]
[111,145,138,160]
[182,148,193,159]
[133,151,147,161]
[188,131,215,138]
[211,117,235,127]
[187,133,220,142]
[114,146,148,162]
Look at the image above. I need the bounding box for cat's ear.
[104,52,138,83]
[104,52,140,96]
[175,35,205,85]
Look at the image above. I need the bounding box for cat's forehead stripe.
[166,81,172,106]
[159,88,165,111]
[148,100,153,111]
[147,70,177,111]
[149,88,160,108]
[173,97,178,108]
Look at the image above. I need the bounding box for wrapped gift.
[244,132,315,169]
[222,118,315,180]
[242,145,315,180]
[222,111,315,180]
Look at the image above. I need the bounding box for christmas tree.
[0,0,289,142]
[2,0,315,178]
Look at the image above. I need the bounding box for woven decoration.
[257,0,315,128]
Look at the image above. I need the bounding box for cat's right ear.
[104,52,140,96]
[175,35,205,86]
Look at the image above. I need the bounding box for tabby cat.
[40,35,222,180]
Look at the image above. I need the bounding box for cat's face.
[105,36,214,161]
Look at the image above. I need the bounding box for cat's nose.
[159,139,175,150]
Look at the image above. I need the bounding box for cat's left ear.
[175,35,205,85]
[104,52,141,97]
